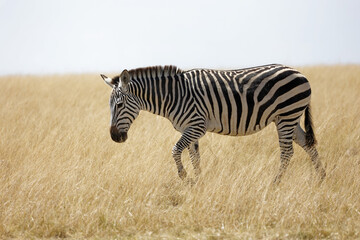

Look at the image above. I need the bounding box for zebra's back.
[185,64,311,136]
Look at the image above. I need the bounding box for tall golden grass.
[0,66,359,239]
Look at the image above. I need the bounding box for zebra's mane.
[128,65,182,80]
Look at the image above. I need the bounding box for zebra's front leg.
[172,136,191,180]
[188,141,201,177]
[172,126,205,180]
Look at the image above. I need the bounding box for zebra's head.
[101,70,140,143]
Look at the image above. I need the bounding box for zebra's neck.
[127,66,186,118]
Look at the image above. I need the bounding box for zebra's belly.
[206,117,274,136]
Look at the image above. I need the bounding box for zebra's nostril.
[110,132,119,142]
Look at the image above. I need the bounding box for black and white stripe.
[101,64,326,183]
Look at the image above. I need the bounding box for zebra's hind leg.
[293,124,326,182]
[273,118,296,184]
[187,141,201,177]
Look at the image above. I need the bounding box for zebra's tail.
[305,104,317,147]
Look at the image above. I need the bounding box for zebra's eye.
[115,99,124,107]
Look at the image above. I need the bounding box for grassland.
[0,66,359,239]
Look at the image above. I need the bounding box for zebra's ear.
[120,69,130,89]
[100,74,114,88]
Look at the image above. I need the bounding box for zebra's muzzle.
[110,126,128,143]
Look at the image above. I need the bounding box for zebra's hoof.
[178,169,187,180]
[185,178,196,187]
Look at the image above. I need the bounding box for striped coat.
[101,64,326,183]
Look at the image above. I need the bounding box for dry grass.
[0,66,359,239]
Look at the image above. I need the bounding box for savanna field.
[0,66,360,239]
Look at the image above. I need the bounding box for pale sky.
[0,0,359,75]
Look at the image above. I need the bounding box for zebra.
[101,64,326,184]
